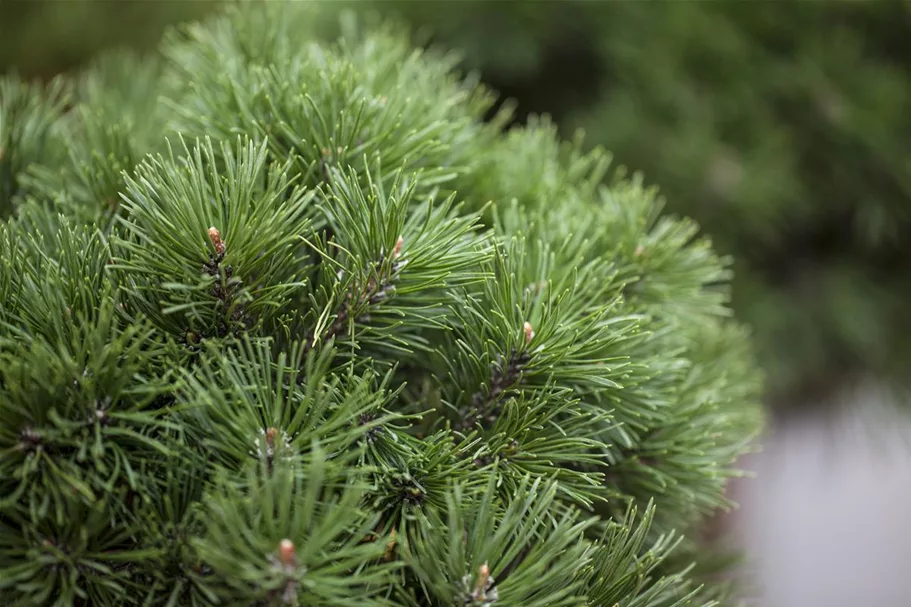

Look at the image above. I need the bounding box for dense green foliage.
[0,3,761,605]
[373,0,911,405]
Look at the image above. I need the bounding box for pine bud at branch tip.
[634,244,644,257]
[523,321,534,344]
[476,562,490,593]
[393,235,404,259]
[278,539,296,568]
[208,227,226,255]
[265,427,278,450]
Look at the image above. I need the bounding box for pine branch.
[192,454,397,607]
[403,476,593,607]
[113,136,315,341]
[0,74,69,219]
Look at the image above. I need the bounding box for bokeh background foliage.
[4,0,911,409]
[0,2,214,78]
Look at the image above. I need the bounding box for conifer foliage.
[0,3,762,606]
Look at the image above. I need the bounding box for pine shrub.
[0,3,762,605]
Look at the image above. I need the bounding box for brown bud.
[208,227,226,256]
[265,427,279,450]
[392,235,404,260]
[278,539,296,568]
[523,321,534,344]
[476,562,491,593]
[634,244,644,257]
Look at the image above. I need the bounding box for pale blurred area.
[731,381,911,606]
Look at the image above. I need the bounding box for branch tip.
[278,539,296,569]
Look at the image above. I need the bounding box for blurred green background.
[4,0,911,412]
[0,1,213,77]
